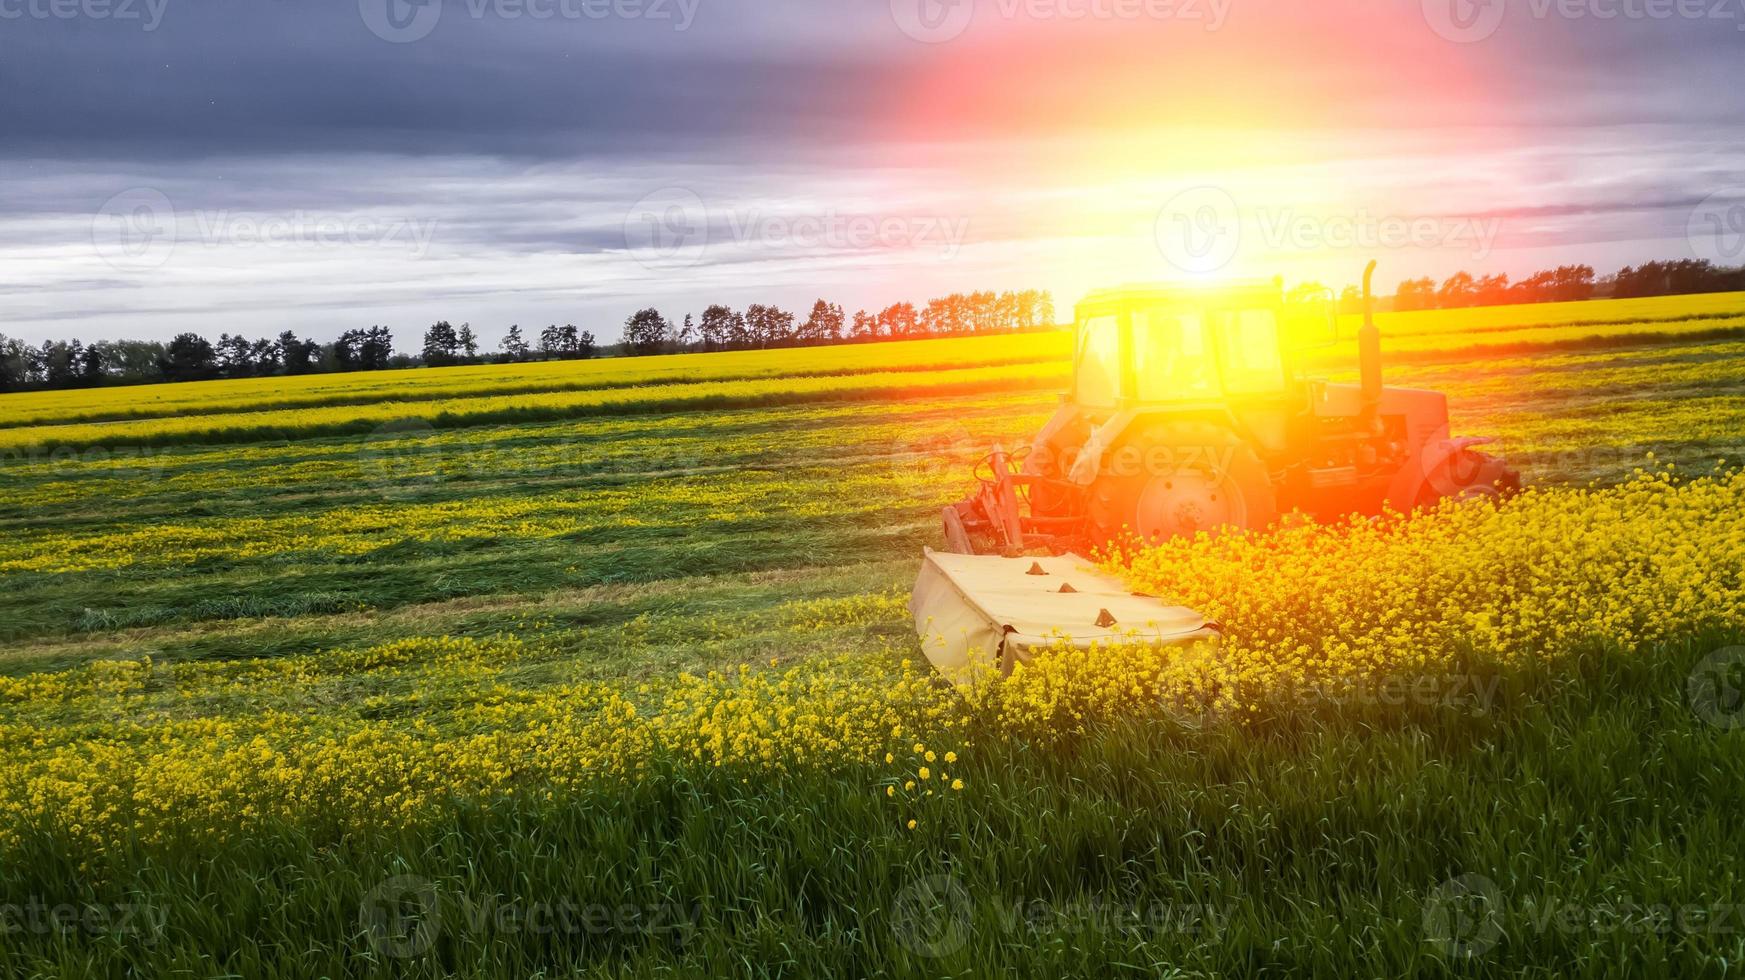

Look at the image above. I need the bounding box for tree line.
[5,258,1743,393]
[616,289,1057,356]
[0,288,1056,393]
[1378,259,1745,313]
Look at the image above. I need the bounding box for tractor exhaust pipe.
[1359,260,1382,407]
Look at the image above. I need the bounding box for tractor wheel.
[1087,421,1277,546]
[940,506,975,554]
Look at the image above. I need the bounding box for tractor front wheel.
[1416,449,1519,510]
[1087,421,1277,547]
[940,506,975,554]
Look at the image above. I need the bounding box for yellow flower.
[907,819,917,830]
[886,786,895,797]
[885,753,894,764]
[951,778,964,791]
[944,752,957,764]
[919,767,931,780]
[924,750,936,763]
[904,780,915,791]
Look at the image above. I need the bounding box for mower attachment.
[910,549,1218,688]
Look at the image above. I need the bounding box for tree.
[676,313,696,350]
[280,331,318,375]
[93,339,165,381]
[624,308,671,356]
[216,333,255,377]
[0,334,28,392]
[159,333,218,382]
[502,324,529,361]
[457,323,478,359]
[698,305,736,351]
[876,302,917,338]
[1394,278,1435,312]
[359,327,394,370]
[1437,272,1477,309]
[1551,264,1595,302]
[330,330,363,372]
[1475,274,1510,307]
[850,309,876,340]
[800,299,845,344]
[250,337,281,375]
[423,320,460,366]
[1035,291,1056,327]
[37,340,83,387]
[577,330,597,359]
[742,304,794,348]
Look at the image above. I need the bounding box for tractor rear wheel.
[1087,421,1277,546]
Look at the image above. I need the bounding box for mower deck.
[909,549,1219,688]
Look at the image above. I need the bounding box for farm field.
[3,291,1745,977]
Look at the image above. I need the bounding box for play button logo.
[1422,0,1506,42]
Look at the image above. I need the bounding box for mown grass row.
[0,332,1073,428]
[0,347,1070,430]
[0,363,1070,455]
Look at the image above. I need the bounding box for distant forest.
[0,289,1055,393]
[3,258,1742,394]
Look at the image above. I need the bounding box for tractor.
[939,262,1518,555]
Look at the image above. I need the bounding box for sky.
[1,0,1743,348]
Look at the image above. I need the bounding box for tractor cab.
[937,265,1516,556]
[1069,281,1332,414]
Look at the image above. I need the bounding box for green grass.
[2,635,1741,978]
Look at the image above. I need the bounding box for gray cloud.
[0,0,1741,345]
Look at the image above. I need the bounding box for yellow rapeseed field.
[5,467,1740,859]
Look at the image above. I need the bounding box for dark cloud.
[2,0,1741,163]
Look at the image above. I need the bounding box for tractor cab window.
[1214,309,1288,394]
[1074,314,1121,407]
[1132,307,1219,402]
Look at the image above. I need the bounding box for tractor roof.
[1076,279,1283,315]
